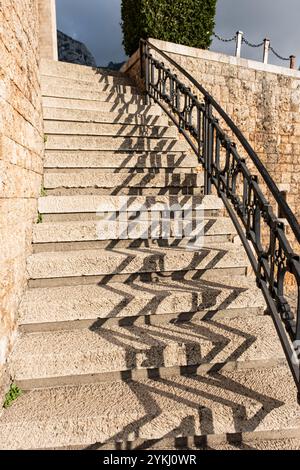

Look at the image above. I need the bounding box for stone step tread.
[26,242,248,280]
[0,366,298,449]
[40,60,135,84]
[33,217,235,244]
[43,171,204,189]
[19,274,265,326]
[44,121,177,138]
[38,195,224,214]
[41,75,138,93]
[42,84,146,103]
[11,315,285,384]
[44,151,196,169]
[43,108,169,126]
[45,135,189,152]
[42,97,162,114]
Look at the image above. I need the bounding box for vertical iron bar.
[205,100,213,194]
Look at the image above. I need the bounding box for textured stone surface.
[44,151,196,169]
[0,0,44,400]
[43,107,168,126]
[38,0,57,60]
[45,135,189,152]
[10,316,285,384]
[0,366,299,449]
[32,217,234,243]
[42,83,145,104]
[38,194,224,214]
[42,96,162,113]
[44,170,203,190]
[26,242,248,280]
[42,75,139,94]
[40,59,134,84]
[44,121,177,138]
[18,274,264,326]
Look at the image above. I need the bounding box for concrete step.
[44,151,197,169]
[42,84,146,104]
[32,217,235,245]
[26,242,248,281]
[40,59,135,85]
[19,274,265,331]
[43,107,169,126]
[42,96,162,114]
[41,75,139,94]
[45,135,189,152]
[44,121,177,138]
[0,365,298,449]
[43,171,204,190]
[38,195,224,216]
[11,315,285,390]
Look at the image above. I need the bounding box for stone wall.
[38,0,58,60]
[122,39,300,245]
[0,0,44,401]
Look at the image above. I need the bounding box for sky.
[56,0,300,68]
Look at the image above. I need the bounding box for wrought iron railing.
[140,38,300,401]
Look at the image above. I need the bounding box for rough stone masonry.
[0,0,44,403]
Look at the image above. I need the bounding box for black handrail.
[140,39,300,245]
[139,38,300,400]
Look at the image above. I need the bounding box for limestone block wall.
[0,0,44,400]
[122,39,300,245]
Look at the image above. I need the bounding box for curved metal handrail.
[139,38,300,400]
[141,39,300,244]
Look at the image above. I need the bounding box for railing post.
[204,99,213,195]
[290,55,296,70]
[235,31,243,58]
[263,38,270,64]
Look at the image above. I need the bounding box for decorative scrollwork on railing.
[140,39,300,400]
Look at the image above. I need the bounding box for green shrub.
[121,0,217,56]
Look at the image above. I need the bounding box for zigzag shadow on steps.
[83,371,284,450]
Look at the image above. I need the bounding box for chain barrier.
[242,37,264,48]
[269,45,290,61]
[214,32,292,63]
[212,32,236,43]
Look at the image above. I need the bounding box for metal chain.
[214,31,291,62]
[213,32,236,43]
[242,37,264,48]
[269,45,290,61]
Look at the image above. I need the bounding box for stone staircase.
[1,60,300,450]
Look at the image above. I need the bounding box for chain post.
[235,31,243,58]
[263,38,270,64]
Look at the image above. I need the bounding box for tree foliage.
[121,0,217,56]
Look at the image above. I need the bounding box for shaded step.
[19,275,265,330]
[40,60,135,85]
[45,135,189,152]
[41,76,139,94]
[44,151,196,169]
[26,243,248,280]
[38,195,224,215]
[33,217,234,244]
[0,366,298,449]
[43,108,169,126]
[44,121,177,138]
[43,171,204,190]
[11,315,285,389]
[42,97,162,114]
[42,84,144,103]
